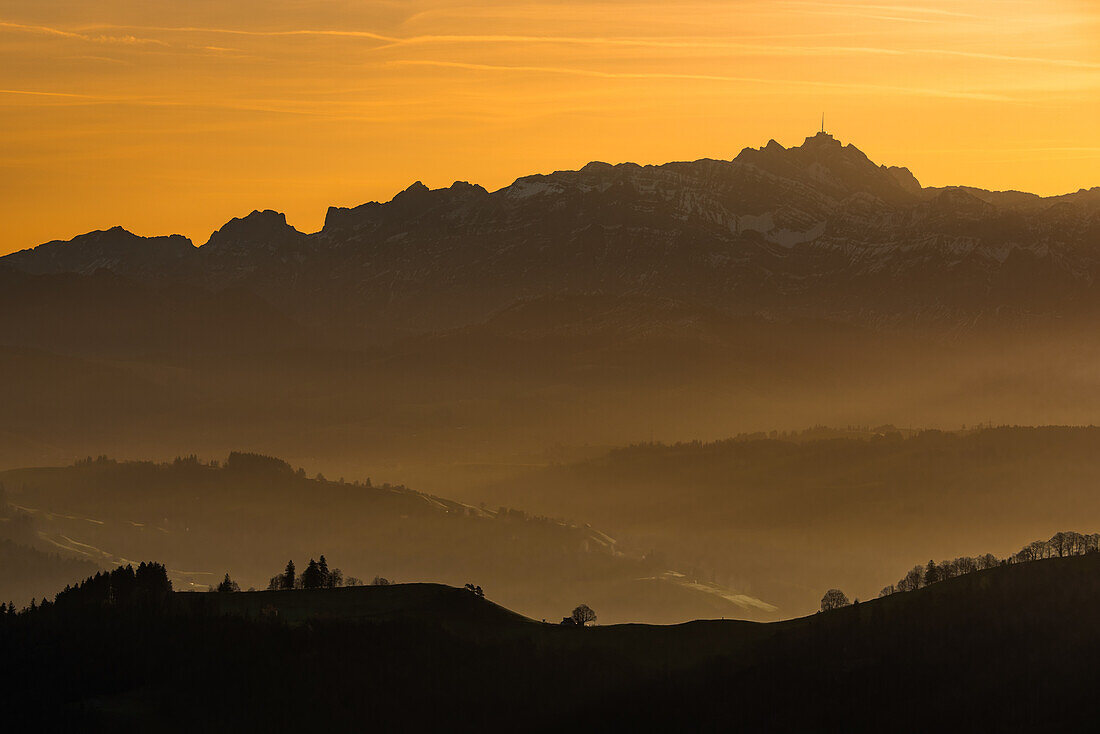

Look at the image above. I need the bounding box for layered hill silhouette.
[6,552,1100,731]
[0,453,766,622]
[470,426,1100,616]
[3,136,1100,630]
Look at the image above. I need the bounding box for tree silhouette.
[301,559,324,589]
[318,555,330,587]
[571,604,596,626]
[282,560,296,590]
[888,530,1100,596]
[216,572,240,593]
[820,589,849,611]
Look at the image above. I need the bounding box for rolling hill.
[469,426,1100,617]
[0,453,764,623]
[5,552,1100,731]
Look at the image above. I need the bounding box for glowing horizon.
[2,0,1098,253]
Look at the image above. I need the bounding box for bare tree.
[571,603,597,626]
[1088,534,1100,554]
[820,589,849,611]
[977,553,999,570]
[901,565,924,592]
[1064,532,1086,556]
[955,556,977,576]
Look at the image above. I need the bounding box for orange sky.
[1,0,1098,254]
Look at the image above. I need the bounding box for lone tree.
[820,588,850,611]
[216,572,240,593]
[571,603,597,626]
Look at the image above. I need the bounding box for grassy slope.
[8,553,1100,731]
[181,582,776,671]
[176,551,1100,674]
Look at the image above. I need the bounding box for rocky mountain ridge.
[5,132,1099,333]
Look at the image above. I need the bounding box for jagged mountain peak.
[3,133,1097,333]
[69,225,190,246]
[448,180,488,194]
[800,130,844,149]
[323,179,490,233]
[399,180,430,196]
[0,226,193,277]
[202,209,305,256]
[734,131,920,204]
[391,179,488,205]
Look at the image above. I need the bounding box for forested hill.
[5,552,1100,731]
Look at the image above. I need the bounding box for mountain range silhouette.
[4,133,1098,336]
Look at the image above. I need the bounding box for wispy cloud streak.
[0,19,166,45]
[9,19,1094,71]
[390,59,1014,101]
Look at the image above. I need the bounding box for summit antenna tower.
[821,113,825,134]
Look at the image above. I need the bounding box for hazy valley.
[4,132,1100,625]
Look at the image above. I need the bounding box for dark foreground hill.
[5,553,1100,732]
